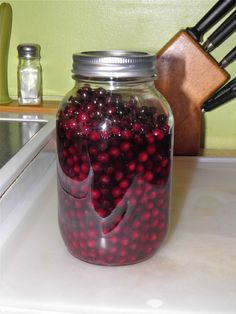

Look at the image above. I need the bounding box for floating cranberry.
[138,151,148,163]
[100,174,110,185]
[77,113,89,123]
[111,126,121,136]
[119,179,130,190]
[95,87,106,98]
[120,141,131,152]
[98,152,109,163]
[112,187,122,198]
[144,171,154,182]
[132,122,142,132]
[73,164,80,174]
[122,129,132,140]
[92,189,100,200]
[89,131,100,141]
[153,128,164,141]
[157,114,167,125]
[109,147,120,157]
[128,161,136,172]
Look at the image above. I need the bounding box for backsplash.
[5,0,236,150]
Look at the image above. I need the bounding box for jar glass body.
[17,58,42,105]
[57,76,173,266]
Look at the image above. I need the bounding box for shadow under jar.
[57,51,174,266]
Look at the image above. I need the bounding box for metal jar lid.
[72,51,156,78]
[17,44,41,59]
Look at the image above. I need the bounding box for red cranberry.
[119,179,130,190]
[120,141,131,152]
[112,187,122,198]
[98,152,109,163]
[157,114,167,125]
[138,151,148,163]
[152,128,164,141]
[122,129,132,140]
[109,147,120,157]
[161,157,169,168]
[132,122,142,132]
[111,126,121,136]
[100,175,110,185]
[128,161,136,172]
[147,144,156,155]
[77,113,89,123]
[114,171,124,182]
[89,131,100,141]
[144,171,154,182]
[95,87,106,98]
[92,190,100,200]
[73,164,80,174]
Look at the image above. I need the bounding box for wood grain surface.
[0,100,58,115]
[155,31,229,155]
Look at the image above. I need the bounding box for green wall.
[4,0,236,149]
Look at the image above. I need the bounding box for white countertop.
[0,155,236,314]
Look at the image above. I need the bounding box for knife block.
[155,30,229,155]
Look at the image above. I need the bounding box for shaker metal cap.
[72,51,156,78]
[17,44,41,59]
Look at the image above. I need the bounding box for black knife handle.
[206,78,236,101]
[219,46,236,68]
[202,90,236,111]
[187,0,236,43]
[203,10,236,52]
[202,77,236,111]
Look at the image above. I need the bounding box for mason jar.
[57,51,173,266]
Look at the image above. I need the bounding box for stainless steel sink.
[0,117,47,169]
[0,113,55,196]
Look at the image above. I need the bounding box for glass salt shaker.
[17,43,42,105]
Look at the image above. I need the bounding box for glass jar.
[17,43,42,105]
[57,51,173,266]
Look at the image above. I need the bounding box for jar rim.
[72,50,157,78]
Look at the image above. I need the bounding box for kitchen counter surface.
[1,153,236,314]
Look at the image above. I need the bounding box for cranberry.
[128,161,136,172]
[114,171,124,182]
[120,141,131,152]
[144,171,154,182]
[152,128,164,141]
[89,131,100,141]
[109,147,120,157]
[147,144,156,155]
[100,174,110,185]
[95,87,106,98]
[138,151,148,163]
[111,126,121,136]
[119,179,130,190]
[157,114,167,125]
[79,88,91,101]
[98,152,109,163]
[122,129,132,140]
[92,190,100,200]
[132,122,142,132]
[112,187,122,198]
[77,113,89,123]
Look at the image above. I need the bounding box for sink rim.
[0,112,56,197]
